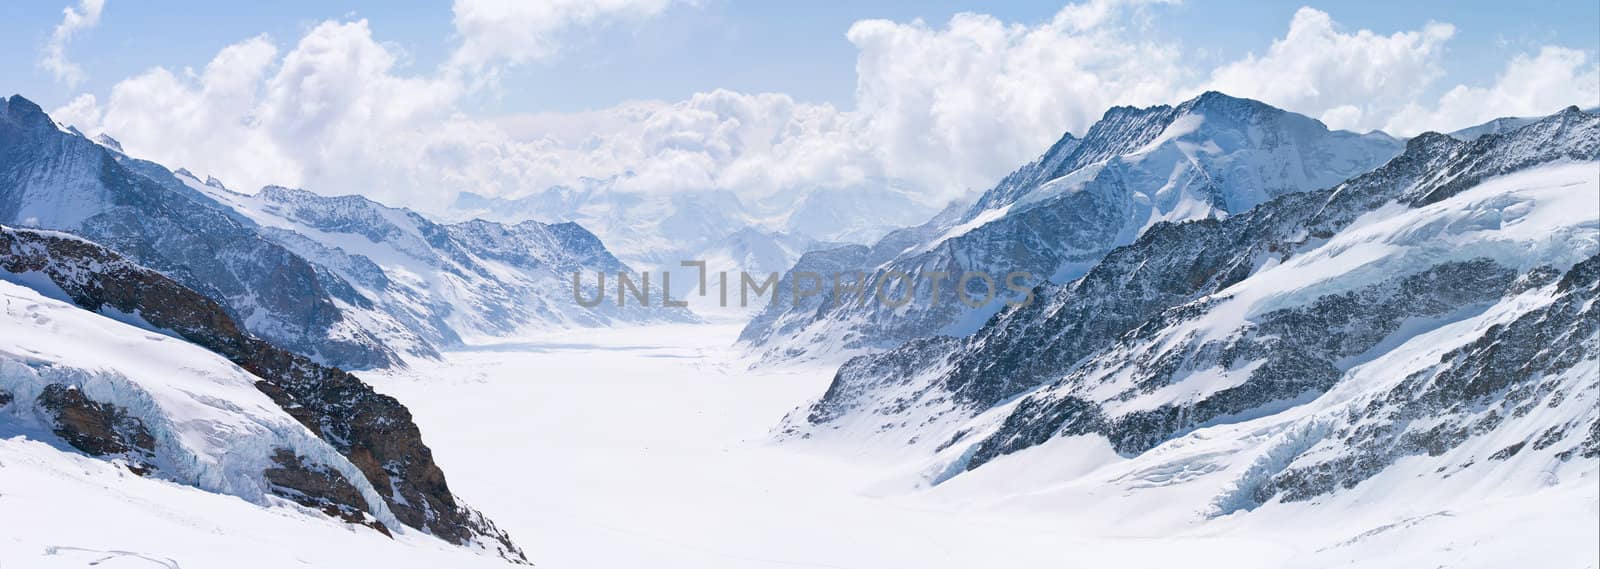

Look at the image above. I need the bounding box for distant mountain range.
[450,177,942,301]
[0,94,686,370]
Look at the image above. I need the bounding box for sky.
[2,0,1597,212]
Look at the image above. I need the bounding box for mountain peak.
[1177,91,1282,122]
[1,94,52,129]
[4,94,42,114]
[94,133,125,154]
[258,184,320,202]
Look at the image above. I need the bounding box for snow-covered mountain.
[0,94,677,369]
[0,95,396,369]
[781,105,1599,515]
[0,225,525,562]
[740,92,1405,363]
[185,180,692,356]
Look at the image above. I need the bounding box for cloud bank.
[48,1,1600,216]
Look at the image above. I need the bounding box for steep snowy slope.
[0,94,398,369]
[0,225,526,562]
[0,436,515,568]
[741,92,1403,363]
[783,107,1599,509]
[0,278,399,533]
[184,181,691,354]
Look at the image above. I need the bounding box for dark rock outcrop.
[0,225,526,563]
[265,448,391,535]
[36,383,156,474]
[969,258,1522,464]
[1251,254,1600,504]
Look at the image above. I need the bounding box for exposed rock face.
[0,225,526,563]
[31,378,387,530]
[0,94,395,369]
[36,383,156,474]
[265,448,391,535]
[1249,255,1600,505]
[968,258,1521,463]
[787,106,1599,501]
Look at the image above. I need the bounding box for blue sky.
[3,0,1595,213]
[4,0,1594,114]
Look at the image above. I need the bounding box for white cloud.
[449,0,683,73]
[58,23,461,207]
[50,92,102,130]
[846,0,1187,195]
[44,2,1600,225]
[1384,46,1600,135]
[1203,7,1455,132]
[53,19,865,211]
[63,34,298,196]
[39,0,106,88]
[54,0,1193,211]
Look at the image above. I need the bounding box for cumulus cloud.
[847,0,1187,194]
[449,0,683,73]
[49,92,102,130]
[39,0,106,87]
[1383,46,1600,135]
[59,22,467,207]
[1203,7,1455,132]
[43,1,1600,223]
[55,0,1199,211]
[54,19,867,210]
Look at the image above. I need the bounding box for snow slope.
[779,106,1600,529]
[0,224,527,562]
[0,278,401,533]
[362,323,1595,569]
[0,437,509,568]
[2,297,1589,567]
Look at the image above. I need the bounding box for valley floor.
[371,323,1291,569]
[3,322,1593,567]
[369,323,1599,569]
